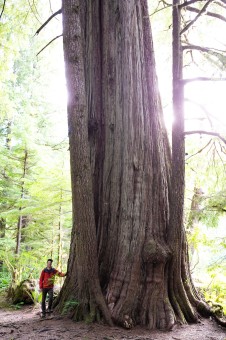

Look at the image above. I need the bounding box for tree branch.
[182,44,226,54]
[184,130,226,144]
[35,8,62,35]
[183,77,226,84]
[180,0,213,35]
[179,0,207,8]
[180,0,226,9]
[186,5,226,23]
[162,0,171,6]
[215,0,226,9]
[149,4,171,16]
[49,0,53,13]
[186,139,212,161]
[184,98,213,128]
[36,34,63,56]
[0,0,6,21]
[27,0,42,24]
[215,144,226,169]
[184,98,226,129]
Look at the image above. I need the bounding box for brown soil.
[0,305,225,340]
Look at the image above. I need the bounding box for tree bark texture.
[57,0,209,330]
[56,0,112,325]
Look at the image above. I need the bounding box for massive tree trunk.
[55,0,210,329]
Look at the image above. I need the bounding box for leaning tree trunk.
[55,0,211,329]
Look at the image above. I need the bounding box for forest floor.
[0,304,226,340]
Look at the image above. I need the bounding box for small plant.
[31,289,42,304]
[199,272,226,315]
[0,273,11,290]
[62,299,79,315]
[21,287,42,305]
[10,301,25,310]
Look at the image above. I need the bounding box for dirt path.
[0,305,225,339]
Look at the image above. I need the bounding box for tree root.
[212,314,226,327]
[209,302,226,327]
[197,300,226,328]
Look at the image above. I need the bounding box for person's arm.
[54,269,67,277]
[39,270,45,289]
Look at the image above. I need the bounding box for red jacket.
[39,267,66,289]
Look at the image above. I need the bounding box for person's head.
[47,259,53,269]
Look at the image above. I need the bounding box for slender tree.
[57,189,63,269]
[0,218,6,239]
[168,0,225,327]
[15,148,28,255]
[55,0,224,330]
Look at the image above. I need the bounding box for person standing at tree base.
[39,259,67,318]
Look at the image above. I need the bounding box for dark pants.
[41,288,53,314]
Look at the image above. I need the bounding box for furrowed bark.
[55,0,222,329]
[81,0,173,329]
[55,0,112,325]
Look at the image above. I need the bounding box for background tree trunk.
[57,195,63,270]
[15,149,28,255]
[168,0,211,325]
[0,218,6,239]
[187,187,204,257]
[56,0,210,329]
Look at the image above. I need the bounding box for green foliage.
[189,219,226,314]
[10,301,24,310]
[185,136,226,228]
[0,0,71,290]
[0,271,11,290]
[185,137,226,291]
[187,226,212,252]
[201,273,226,314]
[31,289,42,304]
[62,299,79,315]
